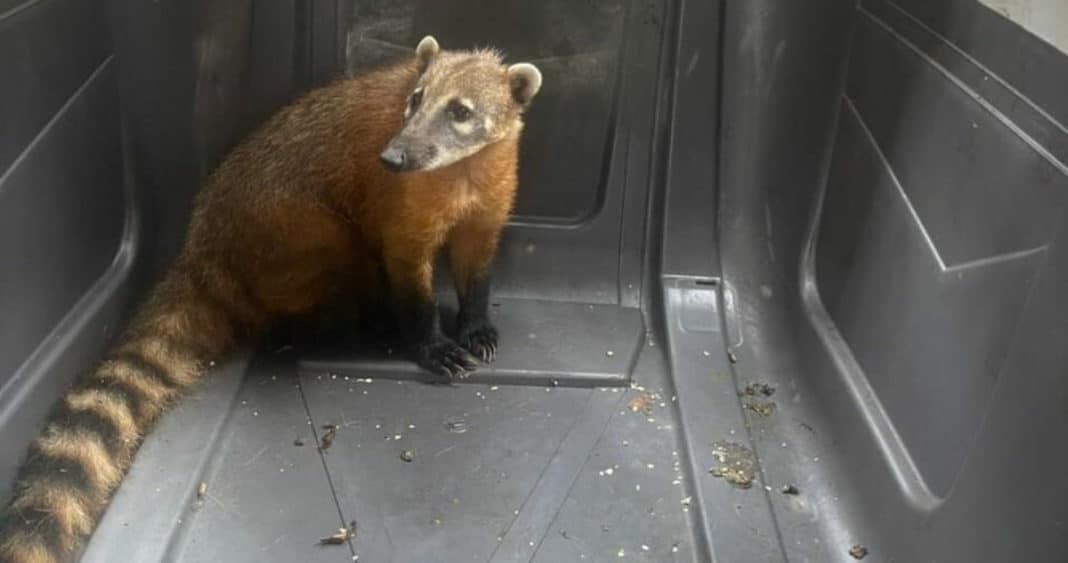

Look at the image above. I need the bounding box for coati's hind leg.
[350,254,401,344]
[283,280,397,351]
[252,214,356,348]
[447,218,503,362]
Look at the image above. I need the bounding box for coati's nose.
[379,146,407,172]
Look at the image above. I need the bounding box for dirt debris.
[320,424,339,451]
[400,450,415,462]
[294,438,305,447]
[742,397,776,417]
[781,484,800,495]
[709,442,756,489]
[742,382,775,397]
[444,418,469,433]
[849,544,868,559]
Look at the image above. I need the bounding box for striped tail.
[0,264,263,563]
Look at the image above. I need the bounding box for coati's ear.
[415,35,440,74]
[507,63,542,108]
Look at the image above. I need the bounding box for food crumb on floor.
[627,392,656,415]
[849,544,868,559]
[400,450,415,462]
[709,441,756,489]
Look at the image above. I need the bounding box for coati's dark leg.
[384,252,478,380]
[447,219,503,362]
[454,274,497,362]
[351,256,401,345]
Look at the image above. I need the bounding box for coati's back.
[172,59,423,317]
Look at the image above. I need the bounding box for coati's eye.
[409,88,424,112]
[447,99,473,122]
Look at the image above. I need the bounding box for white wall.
[980,0,1068,54]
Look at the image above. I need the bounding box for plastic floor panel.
[79,280,877,563]
[82,335,702,562]
[300,298,644,388]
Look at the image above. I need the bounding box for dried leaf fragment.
[320,424,338,451]
[319,521,357,545]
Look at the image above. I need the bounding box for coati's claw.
[418,337,479,380]
[458,321,499,363]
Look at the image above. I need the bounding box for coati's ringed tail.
[0,262,261,563]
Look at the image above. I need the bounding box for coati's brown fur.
[0,36,542,563]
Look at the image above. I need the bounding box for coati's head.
[379,36,543,173]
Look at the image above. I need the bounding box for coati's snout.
[380,138,438,172]
[380,35,542,173]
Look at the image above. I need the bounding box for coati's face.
[380,36,543,173]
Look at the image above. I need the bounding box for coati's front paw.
[457,320,498,363]
[416,336,479,380]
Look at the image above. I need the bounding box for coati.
[0,36,542,563]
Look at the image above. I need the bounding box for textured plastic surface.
[301,297,643,387]
[2,0,1068,562]
[718,1,1068,561]
[0,0,140,502]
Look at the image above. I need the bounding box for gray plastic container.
[2,1,1066,562]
